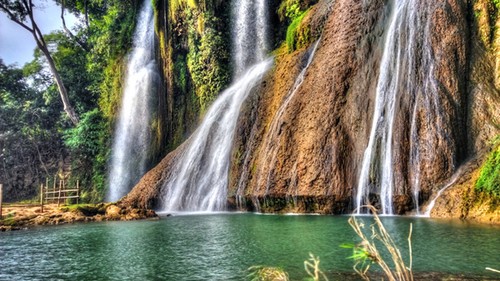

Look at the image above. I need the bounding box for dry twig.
[348,205,414,281]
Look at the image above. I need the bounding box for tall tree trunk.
[38,43,80,125]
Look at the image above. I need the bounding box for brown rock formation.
[124,0,499,217]
[429,145,499,224]
[231,0,482,214]
[121,142,186,209]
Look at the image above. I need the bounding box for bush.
[476,141,500,198]
[64,109,109,202]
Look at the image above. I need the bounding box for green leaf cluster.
[285,9,310,52]
[278,0,314,52]
[476,139,500,198]
[187,17,230,112]
[168,4,230,114]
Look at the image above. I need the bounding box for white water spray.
[107,1,158,202]
[160,59,273,212]
[232,0,270,77]
[355,1,439,215]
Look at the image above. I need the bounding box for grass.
[476,139,500,198]
[248,266,289,281]
[59,203,107,216]
[347,205,413,281]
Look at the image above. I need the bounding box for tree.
[60,0,89,51]
[0,0,79,125]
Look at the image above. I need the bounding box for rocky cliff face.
[125,0,499,217]
[153,0,233,150]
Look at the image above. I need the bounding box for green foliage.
[492,0,500,10]
[98,56,126,121]
[0,60,65,200]
[285,10,309,52]
[174,55,188,93]
[278,0,302,21]
[64,109,109,202]
[64,109,106,156]
[341,243,373,269]
[0,1,139,202]
[87,1,136,77]
[476,140,500,198]
[186,12,230,112]
[169,0,199,21]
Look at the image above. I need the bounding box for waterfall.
[160,59,273,212]
[355,0,438,215]
[158,0,272,212]
[107,0,158,202]
[232,0,270,77]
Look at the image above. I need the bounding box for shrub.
[476,140,500,198]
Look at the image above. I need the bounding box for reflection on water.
[0,214,499,280]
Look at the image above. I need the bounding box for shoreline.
[0,203,158,231]
[2,204,499,232]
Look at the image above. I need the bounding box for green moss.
[174,55,188,93]
[476,138,500,198]
[186,13,230,112]
[60,204,107,216]
[278,0,302,21]
[1,217,17,227]
[285,9,311,52]
[169,0,200,22]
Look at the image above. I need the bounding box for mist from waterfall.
[107,0,159,202]
[160,59,273,212]
[356,1,439,215]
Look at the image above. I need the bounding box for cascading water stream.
[159,1,271,212]
[160,59,273,212]
[232,0,269,77]
[423,165,466,217]
[107,1,158,202]
[356,0,439,215]
[246,39,321,209]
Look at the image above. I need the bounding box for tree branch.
[60,0,89,51]
[0,3,33,32]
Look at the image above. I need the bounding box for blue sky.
[0,0,78,67]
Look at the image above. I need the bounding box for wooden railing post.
[57,180,62,207]
[76,180,80,205]
[40,183,44,213]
